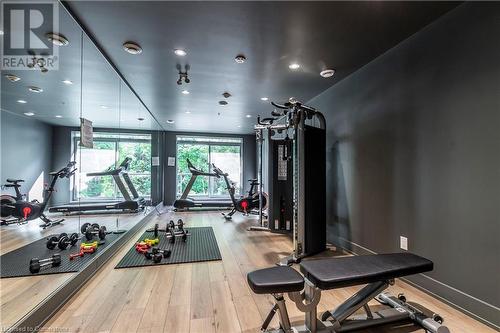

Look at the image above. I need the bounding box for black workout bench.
[247,253,449,333]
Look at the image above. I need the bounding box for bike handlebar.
[58,162,77,178]
[271,101,290,110]
[212,164,227,177]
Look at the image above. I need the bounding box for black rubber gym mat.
[0,233,121,278]
[115,227,221,269]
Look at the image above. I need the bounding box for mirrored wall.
[0,2,163,329]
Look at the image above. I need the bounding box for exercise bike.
[212,165,268,220]
[0,161,77,228]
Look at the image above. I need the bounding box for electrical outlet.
[400,236,408,251]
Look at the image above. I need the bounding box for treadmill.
[173,159,233,210]
[49,157,146,214]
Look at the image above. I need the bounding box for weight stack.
[304,125,326,255]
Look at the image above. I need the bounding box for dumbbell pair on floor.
[29,254,61,273]
[81,223,109,241]
[147,219,190,244]
[46,232,80,250]
[144,247,172,263]
[69,241,99,260]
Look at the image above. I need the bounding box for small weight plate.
[80,223,91,234]
[46,236,59,249]
[58,235,69,250]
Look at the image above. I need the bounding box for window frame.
[176,135,244,199]
[71,131,152,202]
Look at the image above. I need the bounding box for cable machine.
[252,98,326,264]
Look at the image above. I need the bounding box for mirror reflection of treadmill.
[49,157,146,215]
[173,159,233,210]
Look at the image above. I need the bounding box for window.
[176,136,242,198]
[72,131,152,201]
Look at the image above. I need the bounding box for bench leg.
[304,282,318,332]
[275,294,292,332]
[261,303,279,331]
[322,280,389,325]
[262,294,292,332]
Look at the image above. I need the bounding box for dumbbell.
[81,223,107,241]
[152,247,171,258]
[144,238,159,246]
[144,248,171,263]
[135,242,151,253]
[69,243,96,260]
[177,219,185,231]
[58,233,80,250]
[149,223,159,238]
[69,251,84,260]
[46,233,67,250]
[168,227,176,244]
[29,254,61,273]
[144,251,163,263]
[166,219,184,231]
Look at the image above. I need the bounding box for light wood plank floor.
[0,210,148,328]
[42,211,496,333]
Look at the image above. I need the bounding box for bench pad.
[300,253,432,290]
[247,266,304,294]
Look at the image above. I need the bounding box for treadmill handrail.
[187,159,219,177]
[86,157,131,177]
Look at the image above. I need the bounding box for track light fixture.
[27,56,48,73]
[176,64,190,85]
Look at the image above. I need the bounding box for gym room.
[0,1,498,332]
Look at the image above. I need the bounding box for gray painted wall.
[162,131,256,205]
[309,3,500,328]
[0,111,53,201]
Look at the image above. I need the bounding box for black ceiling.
[1,2,161,131]
[66,1,459,134]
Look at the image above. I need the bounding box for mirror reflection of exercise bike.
[212,165,268,220]
[0,162,77,228]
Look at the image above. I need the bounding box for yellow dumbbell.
[143,238,159,246]
[81,241,98,248]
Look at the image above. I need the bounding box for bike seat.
[248,179,259,185]
[3,184,21,188]
[6,179,24,183]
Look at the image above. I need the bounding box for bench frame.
[262,278,449,333]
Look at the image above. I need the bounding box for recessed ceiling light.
[100,105,108,109]
[24,112,35,116]
[246,114,252,118]
[17,99,27,104]
[320,69,335,78]
[137,117,144,121]
[235,54,246,64]
[174,49,187,56]
[123,41,142,55]
[46,33,69,46]
[55,115,62,118]
[166,119,175,124]
[28,86,43,93]
[289,63,300,70]
[222,92,231,98]
[237,125,241,128]
[185,111,191,114]
[62,79,73,85]
[219,100,228,106]
[260,97,269,101]
[181,90,189,95]
[5,74,21,82]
